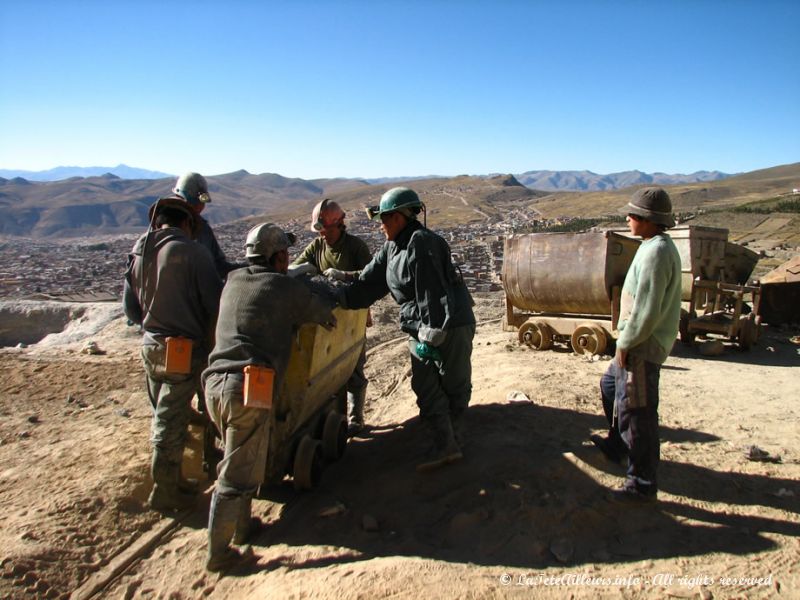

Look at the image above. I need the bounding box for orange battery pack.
[243,365,275,409]
[164,336,192,375]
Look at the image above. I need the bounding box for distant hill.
[1,164,733,191]
[0,170,370,237]
[1,163,794,239]
[514,169,732,191]
[0,164,174,181]
[529,162,800,219]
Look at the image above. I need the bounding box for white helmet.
[245,223,296,260]
[310,198,345,231]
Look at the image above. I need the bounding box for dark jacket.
[123,227,223,351]
[196,216,242,277]
[343,219,474,345]
[202,265,335,390]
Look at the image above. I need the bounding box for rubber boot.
[148,451,196,512]
[450,409,466,447]
[347,388,366,436]
[416,415,463,472]
[206,491,254,572]
[232,494,266,545]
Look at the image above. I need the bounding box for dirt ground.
[0,291,798,600]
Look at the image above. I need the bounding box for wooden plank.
[71,511,189,600]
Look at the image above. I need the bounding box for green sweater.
[617,233,682,365]
[291,232,371,274]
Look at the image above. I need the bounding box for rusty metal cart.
[502,230,641,355]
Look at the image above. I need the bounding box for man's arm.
[342,244,390,309]
[122,255,143,324]
[291,240,320,269]
[409,233,450,346]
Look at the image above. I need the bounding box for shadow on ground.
[251,402,799,571]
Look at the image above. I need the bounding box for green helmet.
[173,172,211,207]
[366,187,424,221]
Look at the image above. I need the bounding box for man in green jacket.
[291,199,373,434]
[591,187,682,503]
[338,188,476,472]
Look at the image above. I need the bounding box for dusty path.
[0,294,798,599]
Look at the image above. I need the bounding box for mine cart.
[668,227,762,350]
[666,225,729,301]
[263,306,368,490]
[502,231,641,355]
[680,280,762,350]
[722,241,759,286]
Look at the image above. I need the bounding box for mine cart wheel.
[293,435,323,491]
[738,314,759,351]
[518,320,554,351]
[322,410,348,461]
[571,325,608,356]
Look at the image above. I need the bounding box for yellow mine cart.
[263,306,368,490]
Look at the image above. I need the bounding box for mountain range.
[1,165,732,192]
[0,164,173,181]
[1,164,796,239]
[513,169,731,191]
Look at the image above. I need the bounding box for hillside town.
[0,207,564,300]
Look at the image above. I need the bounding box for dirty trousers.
[142,343,205,465]
[204,371,270,498]
[600,354,661,493]
[409,324,475,420]
[346,342,368,393]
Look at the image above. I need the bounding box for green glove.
[415,342,442,362]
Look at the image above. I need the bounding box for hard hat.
[620,187,675,228]
[147,195,197,234]
[245,223,296,260]
[366,187,424,221]
[310,198,346,231]
[173,172,211,206]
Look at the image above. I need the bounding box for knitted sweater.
[122,227,222,351]
[617,233,682,365]
[202,265,334,390]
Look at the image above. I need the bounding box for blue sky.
[0,0,798,179]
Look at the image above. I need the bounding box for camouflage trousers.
[204,371,271,498]
[409,323,475,421]
[141,343,205,465]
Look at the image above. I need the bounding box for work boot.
[450,409,466,447]
[590,433,628,465]
[416,415,463,472]
[608,480,657,504]
[232,494,267,545]
[149,451,196,512]
[347,388,366,436]
[178,475,200,495]
[207,491,256,572]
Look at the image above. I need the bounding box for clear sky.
[0,0,798,179]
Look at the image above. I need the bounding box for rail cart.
[664,226,762,350]
[264,306,368,490]
[502,231,641,356]
[680,279,761,349]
